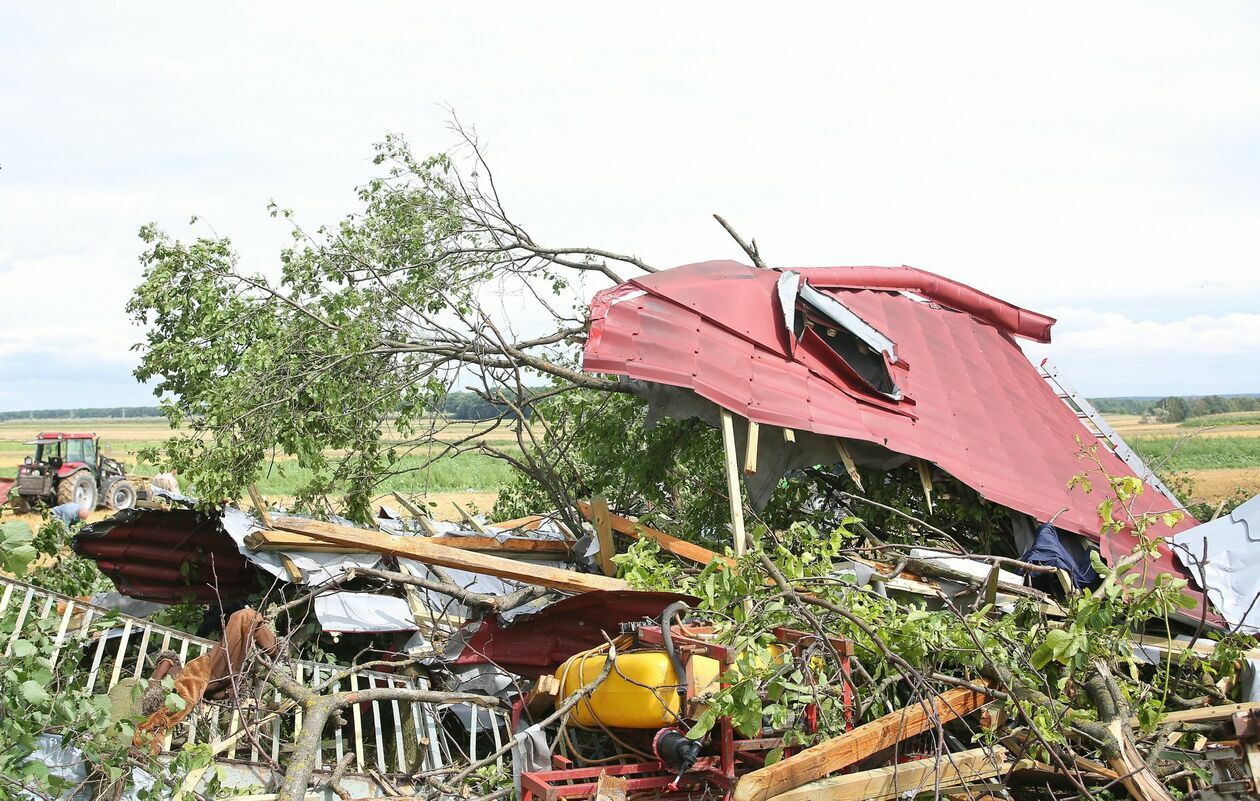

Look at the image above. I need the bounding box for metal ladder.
[1037,358,1185,512]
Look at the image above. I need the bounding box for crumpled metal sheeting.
[1170,493,1260,632]
[585,259,1196,543]
[74,507,260,603]
[219,505,383,584]
[313,591,420,633]
[24,734,157,801]
[398,558,556,624]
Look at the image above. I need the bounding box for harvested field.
[0,419,522,500]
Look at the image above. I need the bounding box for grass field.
[3,409,1258,517]
[0,419,520,517]
[1181,411,1260,428]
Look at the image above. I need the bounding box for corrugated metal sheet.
[74,508,262,603]
[584,260,1208,612]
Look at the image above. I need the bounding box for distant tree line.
[0,392,533,424]
[0,406,166,422]
[6,391,1253,425]
[1091,394,1260,422]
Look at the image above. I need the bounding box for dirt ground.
[1186,468,1260,506]
[1107,415,1260,440]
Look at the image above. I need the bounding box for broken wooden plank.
[1135,700,1260,727]
[452,501,491,535]
[247,484,274,528]
[834,439,863,491]
[744,421,760,474]
[590,496,617,577]
[575,502,734,568]
[391,492,439,535]
[915,459,934,514]
[734,684,991,801]
[272,516,628,594]
[765,746,1008,801]
[524,674,561,717]
[278,554,303,583]
[489,514,545,531]
[244,528,569,555]
[594,771,628,801]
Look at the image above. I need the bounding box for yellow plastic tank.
[555,649,721,729]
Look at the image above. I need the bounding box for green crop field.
[1127,435,1260,471]
[1181,411,1260,428]
[0,418,520,495]
[4,414,1257,512]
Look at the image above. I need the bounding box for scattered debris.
[9,262,1260,801]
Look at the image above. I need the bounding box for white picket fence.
[0,574,513,778]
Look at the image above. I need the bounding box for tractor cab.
[26,432,99,477]
[11,432,138,514]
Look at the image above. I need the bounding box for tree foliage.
[128,130,648,520]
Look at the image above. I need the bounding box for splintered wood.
[575,501,734,567]
[271,516,628,594]
[765,747,1009,801]
[734,685,991,801]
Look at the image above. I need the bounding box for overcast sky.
[2,2,1258,412]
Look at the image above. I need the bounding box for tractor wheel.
[56,471,98,511]
[104,479,137,511]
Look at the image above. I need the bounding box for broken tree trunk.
[271,516,628,593]
[733,685,991,801]
[1086,661,1176,801]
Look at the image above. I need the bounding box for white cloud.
[1024,308,1260,396]
[1,1,1258,409]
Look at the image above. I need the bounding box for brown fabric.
[133,608,279,753]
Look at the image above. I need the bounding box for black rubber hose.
[659,600,691,706]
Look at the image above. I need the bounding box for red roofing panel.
[74,508,262,604]
[584,260,1209,613]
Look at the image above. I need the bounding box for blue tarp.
[1020,522,1101,590]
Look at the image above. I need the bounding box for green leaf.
[165,692,188,713]
[19,680,51,706]
[10,639,35,658]
[0,521,37,575]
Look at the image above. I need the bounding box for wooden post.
[720,410,748,558]
[590,495,617,577]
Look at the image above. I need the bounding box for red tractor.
[7,432,142,513]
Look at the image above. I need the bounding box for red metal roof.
[74,508,262,604]
[583,260,1205,604]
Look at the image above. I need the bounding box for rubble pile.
[6,260,1259,801]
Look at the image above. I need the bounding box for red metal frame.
[521,625,853,801]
